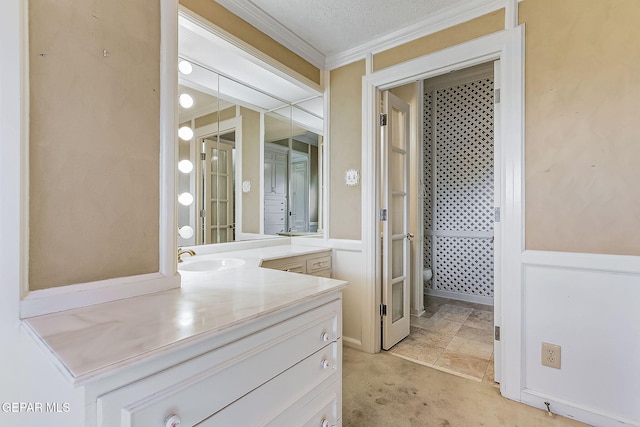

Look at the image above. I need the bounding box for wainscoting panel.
[522,250,640,426]
[332,246,366,351]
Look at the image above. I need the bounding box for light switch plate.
[345,169,359,186]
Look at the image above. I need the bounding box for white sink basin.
[178,258,246,273]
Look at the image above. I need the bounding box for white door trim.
[361,26,525,401]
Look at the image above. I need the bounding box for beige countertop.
[23,247,346,385]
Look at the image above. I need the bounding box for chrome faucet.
[177,247,196,263]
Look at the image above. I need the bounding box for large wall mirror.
[176,13,324,246]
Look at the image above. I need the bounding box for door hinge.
[379,209,388,221]
[200,209,206,218]
[379,113,388,126]
[494,325,501,341]
[380,304,387,317]
[494,88,501,104]
[494,207,501,223]
[200,152,206,160]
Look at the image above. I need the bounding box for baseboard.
[343,336,363,352]
[424,288,493,306]
[521,389,640,427]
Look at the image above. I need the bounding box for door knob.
[405,233,414,240]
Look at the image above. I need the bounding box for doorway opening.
[379,61,501,385]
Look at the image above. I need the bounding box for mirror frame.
[177,7,327,248]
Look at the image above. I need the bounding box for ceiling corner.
[215,0,326,70]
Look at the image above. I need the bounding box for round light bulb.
[178,225,194,239]
[178,192,194,206]
[178,60,192,75]
[178,126,193,141]
[179,93,194,109]
[178,159,193,173]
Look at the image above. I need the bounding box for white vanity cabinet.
[94,295,342,427]
[261,250,332,278]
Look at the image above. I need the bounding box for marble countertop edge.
[24,272,348,386]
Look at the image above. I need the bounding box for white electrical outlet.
[541,342,561,369]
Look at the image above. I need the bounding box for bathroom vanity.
[23,247,347,427]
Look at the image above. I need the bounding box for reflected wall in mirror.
[177,13,324,246]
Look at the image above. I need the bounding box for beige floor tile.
[389,334,444,365]
[483,359,499,388]
[468,309,494,322]
[408,327,456,348]
[464,316,494,332]
[446,336,494,360]
[411,314,463,334]
[438,304,473,322]
[434,350,489,381]
[455,324,494,344]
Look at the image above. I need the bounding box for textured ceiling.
[244,0,469,56]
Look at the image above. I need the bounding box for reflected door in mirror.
[200,139,234,243]
[264,145,288,234]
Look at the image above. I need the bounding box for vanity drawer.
[196,342,340,426]
[264,212,286,223]
[266,379,341,427]
[264,198,286,208]
[264,224,285,235]
[96,300,341,427]
[306,255,332,275]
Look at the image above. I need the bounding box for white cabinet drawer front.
[306,256,332,274]
[266,379,341,427]
[300,387,340,427]
[264,213,286,223]
[197,342,340,426]
[264,225,285,235]
[97,300,341,427]
[311,269,332,278]
[264,201,286,210]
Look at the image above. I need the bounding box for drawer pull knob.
[165,414,181,427]
[321,359,331,369]
[321,418,336,427]
[321,332,330,342]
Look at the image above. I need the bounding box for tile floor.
[388,295,497,386]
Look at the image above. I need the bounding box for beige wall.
[329,60,365,240]
[194,106,236,128]
[240,107,262,233]
[520,0,640,255]
[373,10,505,71]
[180,0,320,85]
[28,0,160,290]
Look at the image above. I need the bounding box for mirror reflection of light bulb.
[178,60,192,75]
[178,225,194,239]
[179,93,194,108]
[178,126,194,141]
[178,192,194,206]
[178,160,193,173]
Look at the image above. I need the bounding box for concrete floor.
[342,347,589,427]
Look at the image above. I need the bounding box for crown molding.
[325,0,507,70]
[215,0,326,69]
[215,0,517,72]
